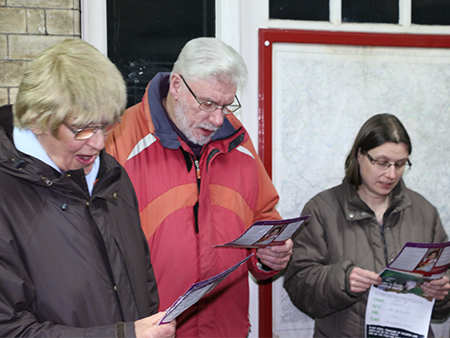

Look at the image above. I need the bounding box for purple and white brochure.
[158,254,253,325]
[386,241,450,279]
[365,241,450,338]
[213,216,309,248]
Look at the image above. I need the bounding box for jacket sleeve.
[283,198,363,318]
[243,135,281,224]
[432,280,450,322]
[118,163,159,317]
[239,134,283,281]
[247,250,280,280]
[0,234,136,338]
[145,236,160,315]
[430,211,450,321]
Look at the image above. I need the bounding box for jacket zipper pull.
[194,160,201,180]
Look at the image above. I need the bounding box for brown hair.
[345,114,412,187]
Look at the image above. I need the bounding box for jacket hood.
[0,126,53,187]
[343,176,411,222]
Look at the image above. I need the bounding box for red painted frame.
[257,28,450,337]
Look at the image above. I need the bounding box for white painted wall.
[80,0,108,55]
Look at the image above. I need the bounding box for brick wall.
[0,0,81,106]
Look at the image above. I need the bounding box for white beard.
[174,99,218,146]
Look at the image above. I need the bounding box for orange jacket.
[106,73,281,337]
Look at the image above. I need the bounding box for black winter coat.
[0,106,159,337]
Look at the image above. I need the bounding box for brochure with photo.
[158,254,253,325]
[365,241,450,338]
[213,216,309,248]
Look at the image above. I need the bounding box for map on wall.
[270,42,450,338]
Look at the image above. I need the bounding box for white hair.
[171,37,248,90]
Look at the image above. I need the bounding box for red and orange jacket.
[106,73,281,337]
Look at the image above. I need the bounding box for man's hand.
[349,267,382,293]
[421,276,450,300]
[256,239,293,271]
[135,312,176,338]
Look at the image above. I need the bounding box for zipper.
[194,159,201,180]
[380,217,389,266]
[193,158,201,233]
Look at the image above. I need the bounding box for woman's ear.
[357,148,363,164]
[30,126,44,136]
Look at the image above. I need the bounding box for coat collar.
[342,176,412,222]
[0,122,120,199]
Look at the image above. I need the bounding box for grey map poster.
[270,43,450,337]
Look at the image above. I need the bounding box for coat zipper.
[380,215,389,266]
[194,159,201,180]
[193,158,201,233]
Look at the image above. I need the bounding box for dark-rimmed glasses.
[63,119,121,140]
[180,75,241,114]
[366,153,411,171]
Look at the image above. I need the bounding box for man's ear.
[169,73,182,100]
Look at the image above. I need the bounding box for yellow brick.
[74,9,80,36]
[0,35,6,59]
[47,9,75,35]
[0,8,26,34]
[8,0,74,8]
[0,61,27,87]
[9,35,68,60]
[0,88,7,106]
[10,87,19,105]
[27,9,46,34]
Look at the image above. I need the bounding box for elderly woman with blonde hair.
[0,39,175,338]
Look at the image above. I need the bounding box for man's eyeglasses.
[366,153,411,171]
[180,75,241,114]
[63,119,121,140]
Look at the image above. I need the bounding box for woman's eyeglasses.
[63,119,121,140]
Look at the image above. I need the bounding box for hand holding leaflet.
[158,254,254,325]
[365,241,450,338]
[213,216,309,248]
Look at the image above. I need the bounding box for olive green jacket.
[284,177,449,337]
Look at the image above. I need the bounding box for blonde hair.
[14,39,127,136]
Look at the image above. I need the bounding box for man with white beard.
[106,37,293,338]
